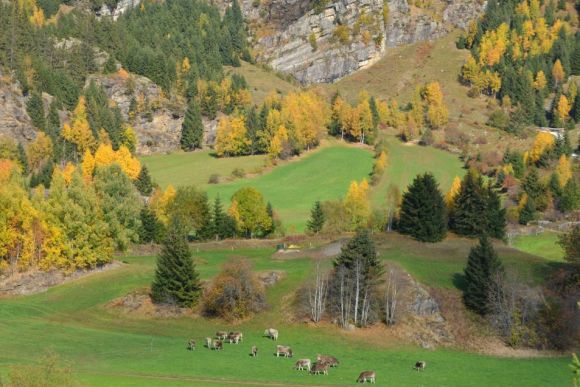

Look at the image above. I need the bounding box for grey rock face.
[96,0,142,20]
[0,78,36,143]
[244,0,485,83]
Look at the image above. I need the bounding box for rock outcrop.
[0,74,36,144]
[95,0,142,20]
[229,0,485,83]
[86,73,219,154]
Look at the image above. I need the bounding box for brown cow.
[227,332,242,344]
[251,345,258,357]
[216,331,228,340]
[414,361,426,371]
[187,339,196,350]
[294,359,311,371]
[316,354,339,367]
[310,363,328,375]
[357,371,376,384]
[275,345,293,358]
[212,339,223,350]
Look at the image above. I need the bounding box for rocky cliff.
[232,0,485,83]
[0,73,36,144]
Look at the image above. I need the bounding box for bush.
[203,258,267,321]
[487,109,510,131]
[231,168,246,178]
[208,173,220,184]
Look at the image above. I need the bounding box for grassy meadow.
[0,234,570,386]
[511,231,565,262]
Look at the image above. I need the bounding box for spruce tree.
[450,171,487,237]
[17,143,29,175]
[180,100,204,151]
[399,173,447,243]
[572,94,580,123]
[135,165,154,196]
[151,218,202,307]
[485,184,506,239]
[211,196,235,240]
[462,236,503,315]
[307,200,325,234]
[334,229,381,272]
[26,91,45,130]
[522,168,544,202]
[519,197,537,225]
[140,206,164,244]
[369,96,380,129]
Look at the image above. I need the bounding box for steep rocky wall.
[0,74,37,144]
[236,0,485,84]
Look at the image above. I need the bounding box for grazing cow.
[216,331,228,340]
[227,332,242,344]
[316,354,339,367]
[357,371,376,384]
[213,340,223,350]
[310,363,328,375]
[275,345,293,358]
[264,328,279,341]
[251,345,258,357]
[187,339,196,351]
[414,361,426,371]
[294,359,311,371]
[205,337,213,349]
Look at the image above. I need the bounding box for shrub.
[487,109,510,131]
[203,258,267,321]
[333,25,351,45]
[309,33,318,51]
[208,173,220,184]
[231,168,246,178]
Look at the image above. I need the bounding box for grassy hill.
[142,138,466,232]
[0,236,569,386]
[324,31,534,155]
[511,231,565,262]
[371,135,465,205]
[204,144,374,232]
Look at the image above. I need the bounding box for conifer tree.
[307,200,325,234]
[17,143,29,175]
[485,184,506,239]
[399,173,447,242]
[450,171,487,237]
[211,196,235,240]
[462,236,503,315]
[180,100,204,151]
[26,91,45,130]
[522,168,545,203]
[140,205,164,244]
[572,94,580,123]
[519,197,536,225]
[135,165,154,196]
[151,218,202,307]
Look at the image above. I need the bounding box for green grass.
[371,135,465,205]
[511,231,565,262]
[205,144,373,232]
[140,151,267,189]
[0,237,569,386]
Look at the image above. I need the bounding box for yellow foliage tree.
[215,116,250,157]
[528,132,555,163]
[343,179,371,229]
[533,71,547,90]
[552,59,565,87]
[556,95,571,121]
[61,96,95,155]
[556,155,572,187]
[115,146,141,180]
[81,150,95,181]
[26,132,53,171]
[445,176,462,208]
[62,162,76,185]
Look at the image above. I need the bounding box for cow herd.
[187,327,427,383]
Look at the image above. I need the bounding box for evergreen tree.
[140,206,164,244]
[559,179,579,212]
[103,55,117,73]
[26,91,45,130]
[151,218,202,307]
[572,94,580,123]
[462,236,503,315]
[485,184,506,239]
[30,162,53,189]
[369,96,380,129]
[134,165,154,196]
[180,100,204,151]
[571,35,580,76]
[306,200,325,234]
[17,142,29,175]
[522,168,545,202]
[450,171,487,237]
[399,173,447,243]
[211,196,235,240]
[519,197,537,225]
